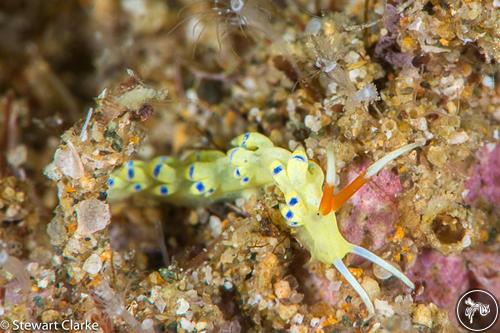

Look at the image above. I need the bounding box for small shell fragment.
[373,264,393,281]
[448,131,469,145]
[76,199,111,235]
[54,145,84,179]
[176,298,190,315]
[82,253,102,275]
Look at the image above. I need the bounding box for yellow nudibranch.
[107,132,424,316]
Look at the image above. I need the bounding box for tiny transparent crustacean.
[108,132,424,316]
[172,0,278,47]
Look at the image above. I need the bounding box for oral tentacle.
[333,259,375,316]
[351,245,415,289]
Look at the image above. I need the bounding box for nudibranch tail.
[333,259,376,316]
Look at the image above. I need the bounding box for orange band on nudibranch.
[319,184,334,215]
[330,171,367,212]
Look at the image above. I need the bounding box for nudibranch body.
[108,132,423,316]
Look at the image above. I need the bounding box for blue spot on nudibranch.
[195,182,205,193]
[189,165,195,179]
[208,188,215,194]
[229,148,238,162]
[159,185,168,196]
[242,176,249,183]
[153,164,162,178]
[285,210,293,220]
[293,155,306,162]
[107,178,115,187]
[127,168,134,180]
[133,184,142,192]
[235,168,241,177]
[273,165,283,175]
[288,197,298,206]
[289,221,299,227]
[241,133,250,147]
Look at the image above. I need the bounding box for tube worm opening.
[431,213,465,245]
[422,199,470,254]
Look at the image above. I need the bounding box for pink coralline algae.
[408,248,500,329]
[464,144,500,207]
[464,250,500,299]
[407,249,469,322]
[408,249,469,307]
[339,165,403,250]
